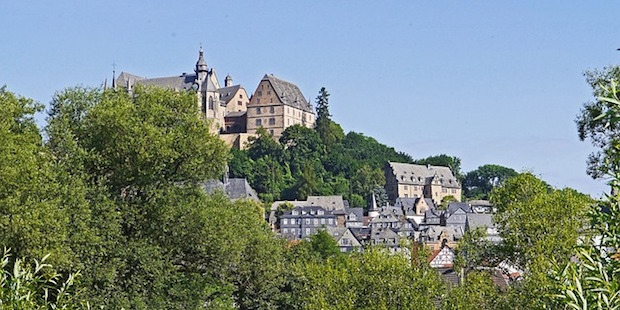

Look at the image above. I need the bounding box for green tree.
[44,86,236,308]
[490,173,591,309]
[441,271,503,310]
[463,164,518,199]
[576,66,620,179]
[308,229,340,260]
[0,87,72,267]
[314,87,344,148]
[288,248,445,309]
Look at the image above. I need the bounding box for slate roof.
[202,178,259,202]
[218,85,241,105]
[263,74,313,112]
[420,226,463,242]
[447,202,473,215]
[306,196,346,211]
[466,213,494,229]
[387,162,460,188]
[225,111,247,118]
[116,71,145,87]
[370,228,400,246]
[345,208,364,221]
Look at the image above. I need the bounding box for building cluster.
[114,47,314,148]
[270,162,500,271]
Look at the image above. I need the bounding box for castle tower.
[195,46,208,82]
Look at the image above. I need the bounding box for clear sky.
[1,1,618,197]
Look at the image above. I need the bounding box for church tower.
[195,46,208,83]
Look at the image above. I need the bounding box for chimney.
[225,75,233,87]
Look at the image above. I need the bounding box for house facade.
[385,162,462,205]
[246,74,314,140]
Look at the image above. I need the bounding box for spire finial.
[111,61,116,88]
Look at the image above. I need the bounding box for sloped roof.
[447,202,473,215]
[218,85,242,105]
[345,207,363,221]
[202,178,259,202]
[263,74,313,112]
[466,213,494,229]
[138,73,197,91]
[306,195,346,211]
[387,162,460,188]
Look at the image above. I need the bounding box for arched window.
[208,96,214,110]
[202,95,207,113]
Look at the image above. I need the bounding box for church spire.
[196,45,208,73]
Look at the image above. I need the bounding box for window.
[314,218,318,225]
[291,228,295,234]
[255,119,261,126]
[342,238,349,245]
[237,101,242,105]
[257,98,260,104]
[283,219,288,225]
[404,185,408,190]
[270,106,275,113]
[442,188,447,193]
[257,91,262,96]
[404,194,408,198]
[208,97,214,109]
[305,219,310,225]
[328,218,333,225]
[292,210,298,215]
[269,129,274,136]
[283,228,288,234]
[452,189,457,194]
[305,228,310,236]
[239,94,243,99]
[267,90,271,95]
[256,107,261,114]
[321,218,325,224]
[269,118,275,125]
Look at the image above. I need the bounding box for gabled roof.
[466,213,494,229]
[218,85,242,105]
[447,202,473,215]
[386,162,460,188]
[345,208,363,221]
[263,74,313,112]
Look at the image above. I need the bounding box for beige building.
[246,74,314,140]
[115,47,249,133]
[385,162,462,205]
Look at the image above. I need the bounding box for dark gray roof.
[425,198,436,209]
[345,208,363,221]
[139,73,196,90]
[447,202,473,215]
[202,178,259,202]
[218,85,241,105]
[263,74,313,112]
[225,111,247,118]
[387,162,460,188]
[466,213,494,229]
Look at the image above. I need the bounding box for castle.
[114,47,314,147]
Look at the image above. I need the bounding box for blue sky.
[1,1,618,197]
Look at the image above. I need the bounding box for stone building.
[246,74,314,140]
[115,47,250,133]
[384,162,462,205]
